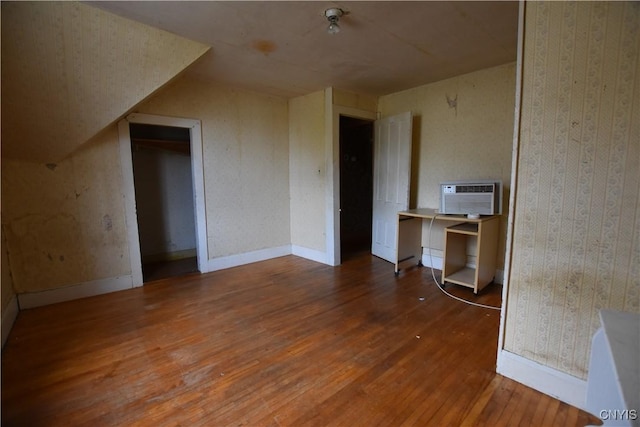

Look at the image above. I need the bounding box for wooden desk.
[395,208,500,294]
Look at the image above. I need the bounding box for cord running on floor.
[426,213,501,311]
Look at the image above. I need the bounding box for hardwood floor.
[2,253,601,426]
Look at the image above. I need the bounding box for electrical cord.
[427,213,501,311]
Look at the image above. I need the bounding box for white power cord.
[426,214,501,311]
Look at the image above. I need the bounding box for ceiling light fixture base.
[325,8,345,35]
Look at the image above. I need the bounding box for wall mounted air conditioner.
[440,181,502,215]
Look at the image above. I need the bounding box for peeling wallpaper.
[1,1,209,163]
[504,1,640,379]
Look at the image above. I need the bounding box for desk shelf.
[395,209,500,293]
[442,217,499,294]
[442,267,476,289]
[446,223,478,235]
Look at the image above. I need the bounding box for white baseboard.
[15,245,312,309]
[421,253,443,270]
[497,349,589,411]
[206,245,292,272]
[291,245,328,265]
[2,294,20,347]
[18,275,136,309]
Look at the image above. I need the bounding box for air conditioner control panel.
[442,185,456,194]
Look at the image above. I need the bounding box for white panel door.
[371,112,413,263]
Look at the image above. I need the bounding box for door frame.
[118,113,208,286]
[327,102,377,266]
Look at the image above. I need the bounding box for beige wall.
[289,90,327,253]
[1,128,131,293]
[1,1,209,297]
[1,1,209,163]
[378,63,516,269]
[2,74,291,294]
[504,1,639,379]
[332,88,378,112]
[288,87,377,259]
[138,76,291,259]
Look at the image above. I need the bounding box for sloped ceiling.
[1,1,518,164]
[92,1,519,98]
[1,1,210,163]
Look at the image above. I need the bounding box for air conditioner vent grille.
[440,181,502,215]
[456,185,495,193]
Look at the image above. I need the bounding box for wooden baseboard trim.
[17,275,136,309]
[497,349,589,412]
[2,294,19,347]
[206,245,292,272]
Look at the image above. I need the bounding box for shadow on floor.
[143,257,199,282]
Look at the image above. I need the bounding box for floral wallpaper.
[504,1,639,379]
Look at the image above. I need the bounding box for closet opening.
[130,123,199,282]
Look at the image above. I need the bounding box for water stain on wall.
[103,214,113,232]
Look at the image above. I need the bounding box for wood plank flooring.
[1,253,601,426]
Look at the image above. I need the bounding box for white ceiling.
[91,1,519,98]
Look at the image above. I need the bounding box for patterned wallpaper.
[138,78,291,259]
[504,1,639,379]
[289,91,327,253]
[1,1,209,163]
[2,129,132,293]
[378,63,516,271]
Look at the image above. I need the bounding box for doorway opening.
[339,116,374,262]
[130,123,199,282]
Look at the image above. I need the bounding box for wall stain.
[103,214,113,231]
[446,94,458,116]
[45,163,57,171]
